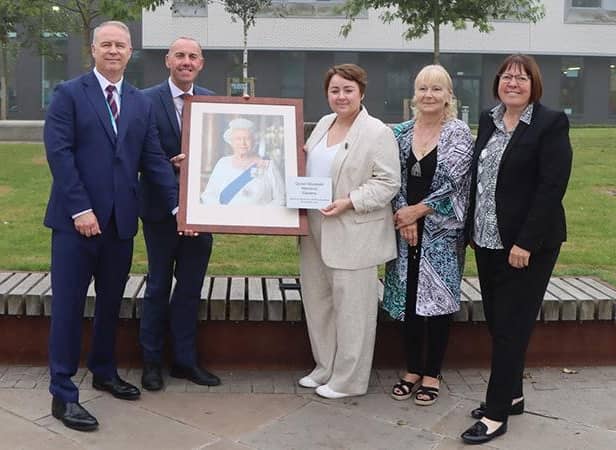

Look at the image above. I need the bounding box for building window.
[0,32,18,115]
[609,60,616,115]
[560,57,584,116]
[125,50,144,89]
[280,52,305,98]
[261,1,365,18]
[41,35,68,109]
[565,0,616,23]
[571,0,602,7]
[172,1,208,17]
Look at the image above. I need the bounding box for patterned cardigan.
[382,118,474,319]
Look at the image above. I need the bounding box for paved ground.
[1,365,615,449]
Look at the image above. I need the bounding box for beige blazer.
[304,107,401,270]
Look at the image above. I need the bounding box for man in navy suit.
[139,37,219,391]
[44,21,178,431]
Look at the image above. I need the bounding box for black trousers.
[404,245,452,378]
[475,245,560,422]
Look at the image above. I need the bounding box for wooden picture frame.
[177,96,308,235]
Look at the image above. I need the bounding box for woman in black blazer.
[460,54,572,445]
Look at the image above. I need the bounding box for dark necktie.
[106,85,119,122]
[178,92,191,128]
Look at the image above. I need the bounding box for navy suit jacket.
[139,81,214,222]
[44,71,178,239]
[465,103,572,252]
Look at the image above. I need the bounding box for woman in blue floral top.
[383,65,473,406]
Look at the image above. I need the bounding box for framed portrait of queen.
[178,96,308,235]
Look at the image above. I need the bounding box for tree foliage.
[140,0,272,95]
[37,1,147,70]
[340,0,545,63]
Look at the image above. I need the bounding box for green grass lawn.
[1,128,615,284]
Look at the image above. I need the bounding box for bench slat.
[550,278,592,300]
[134,278,147,319]
[248,277,264,321]
[26,273,51,316]
[0,272,13,285]
[265,278,283,321]
[119,275,143,319]
[282,277,302,321]
[209,277,227,320]
[577,277,616,299]
[229,277,245,321]
[0,272,29,315]
[461,279,484,321]
[564,277,611,299]
[546,281,575,301]
[7,273,46,315]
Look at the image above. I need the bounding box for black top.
[407,146,437,205]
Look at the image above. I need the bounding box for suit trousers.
[140,217,213,367]
[300,235,378,395]
[49,217,132,403]
[475,245,560,422]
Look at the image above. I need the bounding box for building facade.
[3,0,616,124]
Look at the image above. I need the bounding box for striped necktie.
[105,85,119,122]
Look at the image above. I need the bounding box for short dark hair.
[492,54,543,104]
[323,64,367,96]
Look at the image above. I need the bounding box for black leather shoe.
[471,399,524,419]
[51,397,98,432]
[461,420,507,445]
[141,362,163,391]
[92,374,141,400]
[169,364,221,386]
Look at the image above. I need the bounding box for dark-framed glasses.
[499,73,530,83]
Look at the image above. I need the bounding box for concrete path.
[0,365,615,449]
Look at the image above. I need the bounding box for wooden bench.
[2,272,615,322]
[1,272,616,368]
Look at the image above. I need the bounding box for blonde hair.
[411,65,457,122]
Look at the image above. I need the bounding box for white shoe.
[298,376,320,388]
[315,384,351,399]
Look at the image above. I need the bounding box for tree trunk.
[433,1,440,64]
[0,40,8,120]
[242,21,249,96]
[82,24,92,71]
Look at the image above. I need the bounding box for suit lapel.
[498,109,532,171]
[330,108,368,187]
[116,82,135,145]
[160,83,181,141]
[82,72,116,144]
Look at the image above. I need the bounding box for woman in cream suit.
[298,64,401,399]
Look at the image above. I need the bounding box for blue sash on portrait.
[219,163,257,205]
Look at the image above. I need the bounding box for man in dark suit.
[44,21,178,432]
[139,37,219,391]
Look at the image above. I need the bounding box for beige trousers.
[299,234,378,395]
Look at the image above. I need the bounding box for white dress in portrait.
[200,156,285,206]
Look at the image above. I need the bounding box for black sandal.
[414,385,439,406]
[391,378,417,401]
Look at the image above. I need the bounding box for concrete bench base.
[1,273,616,368]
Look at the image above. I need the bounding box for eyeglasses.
[499,73,531,83]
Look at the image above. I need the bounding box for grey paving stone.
[252,382,275,394]
[0,408,83,449]
[37,396,218,449]
[445,384,472,394]
[240,400,440,450]
[227,383,253,394]
[138,392,308,439]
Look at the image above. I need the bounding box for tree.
[140,0,272,96]
[0,0,64,119]
[340,1,545,64]
[38,1,146,70]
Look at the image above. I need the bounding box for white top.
[200,156,285,206]
[306,134,339,178]
[168,78,194,127]
[93,67,123,115]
